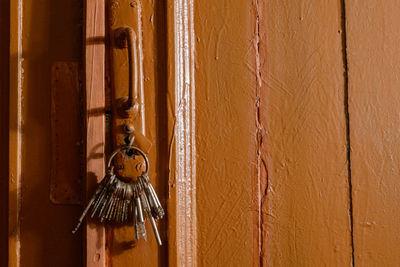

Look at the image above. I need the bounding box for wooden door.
[3,0,400,266]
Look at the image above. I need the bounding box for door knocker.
[72,140,164,246]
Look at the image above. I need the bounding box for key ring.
[73,143,163,245]
[107,145,149,176]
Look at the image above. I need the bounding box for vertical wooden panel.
[167,0,198,266]
[193,1,256,266]
[18,0,83,266]
[147,0,170,265]
[346,1,400,265]
[107,2,159,264]
[105,0,169,266]
[259,1,352,265]
[8,0,22,266]
[0,0,10,266]
[85,0,106,266]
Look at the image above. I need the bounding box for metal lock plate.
[109,0,150,180]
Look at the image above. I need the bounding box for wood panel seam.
[340,0,355,266]
[254,0,267,266]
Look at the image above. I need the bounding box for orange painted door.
[3,0,400,266]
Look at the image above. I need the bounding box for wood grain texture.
[194,1,257,266]
[345,1,400,265]
[85,0,106,266]
[259,0,352,265]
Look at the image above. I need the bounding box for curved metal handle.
[114,26,138,115]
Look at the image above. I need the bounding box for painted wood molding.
[84,0,106,266]
[8,0,23,265]
[167,0,197,266]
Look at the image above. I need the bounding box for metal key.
[125,184,133,222]
[104,183,121,222]
[120,183,128,223]
[134,205,140,241]
[140,186,162,246]
[71,174,111,233]
[134,183,146,239]
[91,175,117,218]
[98,181,117,219]
[149,216,162,246]
[103,189,116,222]
[140,176,164,219]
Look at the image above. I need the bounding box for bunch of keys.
[72,144,164,246]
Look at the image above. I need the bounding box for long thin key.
[120,184,126,223]
[110,185,121,222]
[118,187,125,223]
[145,183,164,219]
[117,184,124,223]
[139,192,150,218]
[144,186,161,219]
[104,185,120,221]
[140,175,164,218]
[115,192,122,223]
[72,175,112,233]
[122,192,129,223]
[149,216,162,246]
[100,193,113,222]
[148,184,162,208]
[123,183,129,222]
[136,197,146,238]
[111,193,119,221]
[98,182,116,219]
[103,192,115,222]
[134,205,139,241]
[92,175,115,210]
[91,175,116,218]
[134,185,146,239]
[140,191,162,245]
[120,188,125,223]
[124,185,133,222]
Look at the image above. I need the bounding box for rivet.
[124,124,135,133]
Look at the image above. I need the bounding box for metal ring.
[107,145,149,176]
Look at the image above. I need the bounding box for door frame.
[166,0,197,266]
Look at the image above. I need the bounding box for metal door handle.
[114,26,138,117]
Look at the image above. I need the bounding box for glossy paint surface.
[8,0,22,266]
[5,0,400,266]
[194,0,257,266]
[107,1,169,266]
[259,1,353,266]
[167,0,197,266]
[17,0,84,266]
[346,1,400,265]
[85,0,107,266]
